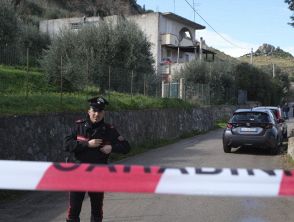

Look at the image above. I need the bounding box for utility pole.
[250,48,253,64]
[193,0,195,21]
[272,63,275,78]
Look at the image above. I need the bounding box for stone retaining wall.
[0,106,237,162]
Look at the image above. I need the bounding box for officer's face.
[88,107,104,123]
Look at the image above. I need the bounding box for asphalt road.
[1,127,294,222]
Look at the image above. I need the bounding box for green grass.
[0,93,89,116]
[0,65,195,116]
[0,65,52,94]
[215,120,227,129]
[107,92,195,110]
[0,92,195,116]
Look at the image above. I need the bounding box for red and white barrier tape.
[0,160,293,197]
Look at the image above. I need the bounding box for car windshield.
[231,112,269,123]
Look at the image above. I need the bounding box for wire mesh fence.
[1,46,237,108]
[162,81,238,105]
[185,82,211,105]
[0,44,42,67]
[0,45,24,66]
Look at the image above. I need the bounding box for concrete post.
[199,37,203,61]
[179,78,184,99]
[161,81,165,98]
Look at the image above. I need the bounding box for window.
[231,112,270,123]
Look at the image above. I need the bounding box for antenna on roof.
[193,0,200,22]
[174,0,176,13]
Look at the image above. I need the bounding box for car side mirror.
[278,118,285,123]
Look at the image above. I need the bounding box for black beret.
[87,97,109,111]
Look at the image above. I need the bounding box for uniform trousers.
[67,191,104,222]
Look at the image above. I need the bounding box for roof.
[234,108,252,113]
[252,106,280,110]
[234,108,270,114]
[161,12,205,30]
[202,48,216,55]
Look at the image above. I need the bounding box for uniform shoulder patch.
[75,119,85,124]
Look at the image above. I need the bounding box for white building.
[39,12,215,82]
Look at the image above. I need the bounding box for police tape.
[0,160,293,197]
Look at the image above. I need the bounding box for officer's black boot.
[66,219,80,222]
[91,215,102,222]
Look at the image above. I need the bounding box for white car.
[253,106,287,139]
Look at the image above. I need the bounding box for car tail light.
[226,123,233,129]
[265,123,273,129]
[277,111,281,119]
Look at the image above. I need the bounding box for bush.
[40,17,155,93]
[0,0,19,47]
[18,23,51,66]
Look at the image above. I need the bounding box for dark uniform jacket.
[64,117,131,164]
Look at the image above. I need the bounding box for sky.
[136,0,294,58]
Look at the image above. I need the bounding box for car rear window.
[231,112,270,123]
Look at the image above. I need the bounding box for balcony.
[161,34,179,47]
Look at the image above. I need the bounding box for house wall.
[127,13,160,72]
[128,13,198,71]
[39,13,202,76]
[39,17,102,39]
[158,15,196,42]
[39,13,161,72]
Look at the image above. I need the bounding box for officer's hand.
[100,145,112,154]
[88,139,103,148]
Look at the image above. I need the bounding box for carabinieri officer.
[64,96,131,222]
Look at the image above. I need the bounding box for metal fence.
[0,46,237,106]
[0,44,42,67]
[185,82,211,105]
[162,82,180,98]
[0,45,24,66]
[162,80,238,105]
[0,45,162,99]
[162,81,210,105]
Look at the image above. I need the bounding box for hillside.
[11,2,294,80]
[13,0,143,20]
[207,47,240,64]
[239,44,294,78]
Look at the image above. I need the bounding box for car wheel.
[283,130,287,139]
[223,144,231,153]
[270,141,280,155]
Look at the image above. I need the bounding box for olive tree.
[234,62,286,105]
[40,18,154,92]
[285,0,294,27]
[0,0,19,47]
[176,60,210,84]
[208,61,236,104]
